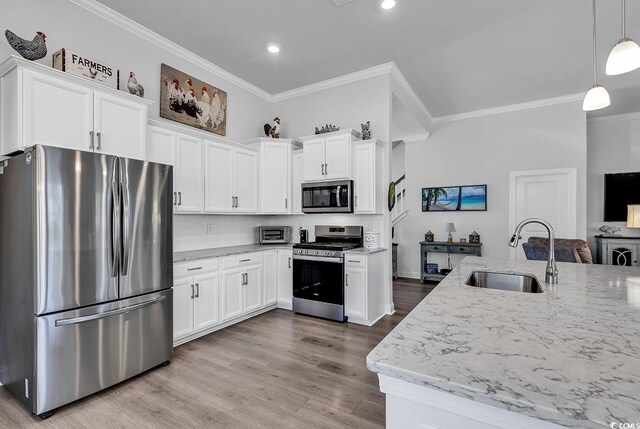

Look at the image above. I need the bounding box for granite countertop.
[367,256,640,428]
[345,247,387,254]
[174,243,293,263]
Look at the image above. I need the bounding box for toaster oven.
[256,226,292,244]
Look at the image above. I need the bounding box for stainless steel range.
[292,225,363,322]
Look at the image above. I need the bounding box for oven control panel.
[293,248,342,258]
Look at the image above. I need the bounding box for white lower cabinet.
[193,272,220,330]
[220,253,263,322]
[344,251,386,326]
[263,251,278,306]
[277,250,293,309]
[172,260,220,342]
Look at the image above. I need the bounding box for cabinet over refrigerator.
[0,145,174,418]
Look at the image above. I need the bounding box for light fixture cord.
[622,0,626,37]
[592,0,598,83]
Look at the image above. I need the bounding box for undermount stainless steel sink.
[465,271,543,293]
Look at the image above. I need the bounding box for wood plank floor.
[0,278,437,428]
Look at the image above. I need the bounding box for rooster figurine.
[127,72,144,98]
[5,30,47,61]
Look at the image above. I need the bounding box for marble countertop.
[367,257,640,428]
[345,247,387,254]
[174,243,293,263]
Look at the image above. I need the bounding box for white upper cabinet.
[204,140,258,214]
[233,148,258,213]
[1,57,149,158]
[175,134,204,213]
[93,92,146,159]
[302,138,326,182]
[323,134,351,180]
[299,129,361,182]
[243,138,301,214]
[204,140,234,213]
[292,151,303,215]
[353,139,384,214]
[21,69,93,152]
[146,126,176,167]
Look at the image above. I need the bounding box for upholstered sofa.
[522,237,593,264]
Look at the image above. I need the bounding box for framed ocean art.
[422,185,487,212]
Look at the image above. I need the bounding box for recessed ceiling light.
[381,0,395,9]
[267,44,280,54]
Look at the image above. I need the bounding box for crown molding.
[271,63,396,102]
[395,133,430,143]
[431,93,584,123]
[66,0,272,102]
[388,64,434,123]
[587,111,640,124]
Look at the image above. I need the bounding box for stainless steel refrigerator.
[0,145,173,418]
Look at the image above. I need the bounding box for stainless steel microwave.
[301,180,353,213]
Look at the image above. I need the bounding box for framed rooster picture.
[160,64,227,136]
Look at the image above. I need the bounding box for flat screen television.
[604,172,640,221]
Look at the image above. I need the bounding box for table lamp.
[444,222,456,243]
[628,205,640,229]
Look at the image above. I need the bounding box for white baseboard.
[173,304,277,347]
[385,303,395,315]
[397,271,421,279]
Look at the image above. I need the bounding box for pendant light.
[606,0,640,75]
[583,0,611,111]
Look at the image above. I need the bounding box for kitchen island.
[367,257,640,428]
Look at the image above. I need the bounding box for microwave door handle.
[336,186,341,207]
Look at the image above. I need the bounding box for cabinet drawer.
[221,252,263,269]
[451,245,477,255]
[345,254,367,266]
[174,259,219,278]
[422,244,447,252]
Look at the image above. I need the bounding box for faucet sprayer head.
[508,234,520,248]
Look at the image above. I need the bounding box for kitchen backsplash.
[173,214,384,252]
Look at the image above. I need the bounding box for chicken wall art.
[160,64,227,136]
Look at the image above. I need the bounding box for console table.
[420,241,482,282]
[595,235,640,267]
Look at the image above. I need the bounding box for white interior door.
[509,168,577,260]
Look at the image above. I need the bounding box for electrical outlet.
[207,224,214,234]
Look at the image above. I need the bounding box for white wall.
[0,0,271,141]
[392,140,405,181]
[586,114,640,251]
[395,102,587,278]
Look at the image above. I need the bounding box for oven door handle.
[293,255,343,263]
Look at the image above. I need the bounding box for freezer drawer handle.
[54,296,167,327]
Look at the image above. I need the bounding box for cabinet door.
[261,143,290,214]
[353,143,375,213]
[263,251,278,306]
[324,134,351,180]
[277,250,293,309]
[607,244,638,267]
[146,126,176,166]
[292,151,303,215]
[204,140,234,213]
[302,138,326,181]
[173,276,195,340]
[93,92,146,159]
[175,134,203,213]
[194,271,220,331]
[234,148,258,213]
[22,69,93,152]
[243,265,263,313]
[221,269,243,321]
[345,267,367,320]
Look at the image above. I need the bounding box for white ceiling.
[97,0,640,118]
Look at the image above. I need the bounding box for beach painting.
[422,185,487,212]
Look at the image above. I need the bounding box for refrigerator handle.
[55,296,167,326]
[110,161,120,278]
[119,158,130,276]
